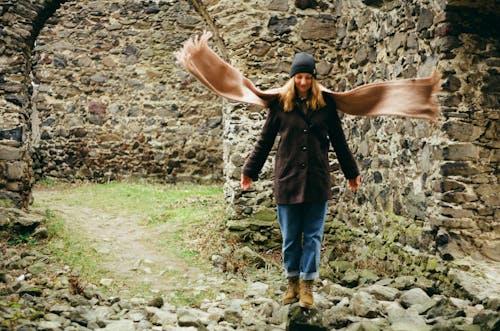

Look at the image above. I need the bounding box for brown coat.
[242,93,359,205]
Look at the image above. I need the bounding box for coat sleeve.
[242,108,280,181]
[327,99,360,180]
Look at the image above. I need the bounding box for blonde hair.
[279,77,326,112]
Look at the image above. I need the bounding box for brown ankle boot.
[282,276,299,304]
[299,279,314,308]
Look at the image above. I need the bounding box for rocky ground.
[1,205,499,331]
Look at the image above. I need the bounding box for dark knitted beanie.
[290,52,316,78]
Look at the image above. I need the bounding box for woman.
[176,31,439,308]
[240,52,361,308]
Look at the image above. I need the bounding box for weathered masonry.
[0,1,498,264]
[213,0,499,264]
[1,0,222,209]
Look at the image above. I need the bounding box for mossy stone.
[250,208,276,222]
[359,269,379,284]
[287,304,327,331]
[426,257,439,272]
[329,260,354,273]
[340,270,360,288]
[0,198,14,208]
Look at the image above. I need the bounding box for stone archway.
[1,0,66,208]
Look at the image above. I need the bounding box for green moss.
[287,305,326,329]
[251,231,268,243]
[329,260,354,273]
[250,208,276,223]
[29,311,45,320]
[319,266,334,280]
[425,257,437,272]
[359,269,379,284]
[226,219,248,231]
[322,209,466,296]
[0,198,14,208]
[9,302,22,309]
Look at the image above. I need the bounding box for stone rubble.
[1,233,498,331]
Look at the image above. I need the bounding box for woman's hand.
[241,174,253,190]
[348,176,361,191]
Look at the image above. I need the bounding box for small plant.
[170,288,216,308]
[37,178,58,187]
[179,249,199,259]
[43,209,63,239]
[7,233,37,247]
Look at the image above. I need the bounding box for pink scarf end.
[175,31,211,67]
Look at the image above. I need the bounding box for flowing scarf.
[176,31,441,123]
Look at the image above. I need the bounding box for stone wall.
[217,0,448,254]
[434,1,499,261]
[212,0,499,263]
[30,0,223,184]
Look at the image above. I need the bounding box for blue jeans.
[277,201,327,281]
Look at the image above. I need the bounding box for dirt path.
[32,186,232,301]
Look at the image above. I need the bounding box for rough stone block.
[0,144,24,160]
[0,126,23,142]
[6,181,24,192]
[479,241,500,262]
[389,32,406,53]
[433,36,462,52]
[442,75,461,92]
[351,291,381,317]
[442,143,480,161]
[441,217,478,230]
[442,191,478,204]
[362,0,383,7]
[434,179,466,193]
[442,121,484,142]
[417,8,434,31]
[269,0,289,12]
[440,162,480,176]
[6,161,25,180]
[287,304,327,331]
[439,207,474,219]
[300,17,336,40]
[481,71,500,94]
[354,45,369,66]
[268,16,297,36]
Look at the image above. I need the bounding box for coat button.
[303,129,308,133]
[301,146,307,151]
[301,163,306,168]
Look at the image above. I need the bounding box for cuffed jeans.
[277,201,327,281]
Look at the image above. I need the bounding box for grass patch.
[42,209,111,284]
[170,288,216,307]
[36,178,59,187]
[35,181,222,221]
[33,180,229,301]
